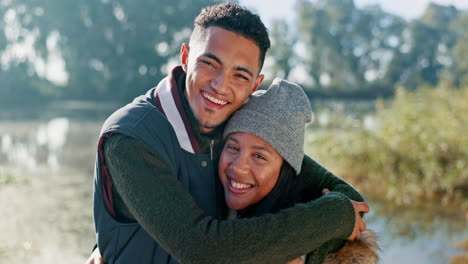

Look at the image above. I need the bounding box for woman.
[219,78,309,221]
[217,78,378,263]
[87,79,378,264]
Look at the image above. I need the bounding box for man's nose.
[211,72,229,95]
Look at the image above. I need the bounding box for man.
[92,3,369,264]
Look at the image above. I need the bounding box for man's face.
[181,26,264,134]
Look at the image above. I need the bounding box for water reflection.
[366,197,467,264]
[36,117,69,170]
[1,132,37,169]
[1,117,69,170]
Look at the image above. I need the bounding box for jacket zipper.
[210,140,214,161]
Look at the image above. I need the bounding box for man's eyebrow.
[202,53,222,65]
[235,66,254,78]
[201,53,254,78]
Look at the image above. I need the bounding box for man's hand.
[347,200,369,241]
[321,188,370,241]
[84,247,104,264]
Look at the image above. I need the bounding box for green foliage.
[1,0,468,102]
[0,0,222,103]
[0,62,53,106]
[385,4,461,90]
[308,86,468,205]
[295,0,468,97]
[441,12,468,88]
[268,19,296,79]
[0,169,20,185]
[297,0,406,95]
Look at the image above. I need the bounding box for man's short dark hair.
[190,2,270,71]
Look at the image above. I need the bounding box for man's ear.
[180,43,190,72]
[252,74,265,93]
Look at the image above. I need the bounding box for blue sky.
[239,0,468,28]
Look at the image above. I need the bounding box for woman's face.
[218,132,283,211]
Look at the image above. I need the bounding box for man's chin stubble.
[197,109,223,132]
[200,122,218,131]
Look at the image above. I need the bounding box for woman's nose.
[230,154,249,175]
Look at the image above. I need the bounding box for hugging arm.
[297,155,370,262]
[104,135,357,264]
[300,155,369,238]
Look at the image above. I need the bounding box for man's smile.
[202,91,228,106]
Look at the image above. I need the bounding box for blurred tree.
[441,11,468,87]
[2,0,467,103]
[385,3,460,90]
[268,19,296,80]
[0,0,222,103]
[0,62,52,106]
[296,0,405,96]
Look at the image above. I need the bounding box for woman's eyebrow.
[226,135,272,154]
[252,145,273,155]
[226,136,239,143]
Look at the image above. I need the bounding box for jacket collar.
[154,66,201,154]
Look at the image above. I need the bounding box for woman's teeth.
[230,179,252,189]
[203,92,227,105]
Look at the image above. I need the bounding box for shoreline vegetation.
[452,239,468,264]
[305,85,468,264]
[307,85,468,209]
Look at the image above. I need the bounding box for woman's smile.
[219,132,283,211]
[227,177,255,193]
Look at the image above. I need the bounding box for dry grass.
[451,238,468,264]
[451,255,468,264]
[0,166,95,263]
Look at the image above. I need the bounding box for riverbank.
[0,166,94,263]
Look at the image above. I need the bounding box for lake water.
[0,102,466,263]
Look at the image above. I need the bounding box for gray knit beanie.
[223,78,312,174]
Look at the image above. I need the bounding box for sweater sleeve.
[304,238,346,264]
[299,155,365,203]
[104,134,356,264]
[294,156,368,264]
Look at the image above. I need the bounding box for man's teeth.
[203,92,227,105]
[231,180,252,189]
